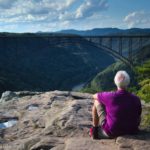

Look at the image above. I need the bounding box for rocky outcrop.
[0,91,150,150]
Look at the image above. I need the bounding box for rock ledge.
[0,91,149,150]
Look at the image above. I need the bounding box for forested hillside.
[82,44,150,103]
[0,34,115,95]
[136,59,150,103]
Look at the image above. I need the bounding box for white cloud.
[59,0,108,21]
[0,0,77,22]
[75,0,108,19]
[0,0,109,32]
[66,0,76,7]
[124,11,150,28]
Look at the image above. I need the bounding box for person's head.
[114,70,130,89]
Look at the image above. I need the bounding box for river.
[71,83,86,91]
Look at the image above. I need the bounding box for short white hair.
[114,70,130,88]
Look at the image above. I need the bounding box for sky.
[0,0,149,32]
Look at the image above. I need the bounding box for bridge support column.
[139,37,143,49]
[119,37,122,55]
[99,38,102,45]
[109,38,112,49]
[129,38,132,65]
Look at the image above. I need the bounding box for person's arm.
[93,93,98,101]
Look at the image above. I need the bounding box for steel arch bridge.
[1,34,150,67]
[45,35,150,67]
[84,35,150,67]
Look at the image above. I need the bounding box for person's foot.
[89,126,99,139]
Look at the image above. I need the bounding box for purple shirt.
[97,89,142,137]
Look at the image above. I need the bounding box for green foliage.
[141,107,150,129]
[139,79,150,87]
[137,79,150,103]
[82,45,150,103]
[134,59,150,103]
[81,61,136,93]
[135,60,150,81]
[127,86,138,94]
[143,114,150,128]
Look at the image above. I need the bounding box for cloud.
[0,0,17,9]
[0,0,77,22]
[75,0,108,19]
[66,0,76,7]
[59,0,108,21]
[0,0,109,32]
[124,11,150,28]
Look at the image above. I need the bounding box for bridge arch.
[1,34,149,68]
[49,35,150,67]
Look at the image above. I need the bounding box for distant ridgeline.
[0,33,115,95]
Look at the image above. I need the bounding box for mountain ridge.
[54,28,150,36]
[1,28,150,36]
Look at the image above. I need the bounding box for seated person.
[90,70,142,139]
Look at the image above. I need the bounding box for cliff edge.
[0,91,150,150]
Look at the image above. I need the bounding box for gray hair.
[114,70,130,88]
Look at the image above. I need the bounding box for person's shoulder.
[97,91,116,97]
[128,92,141,102]
[129,92,140,98]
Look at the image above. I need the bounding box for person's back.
[91,70,142,139]
[97,89,141,137]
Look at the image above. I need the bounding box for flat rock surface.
[65,138,117,150]
[0,90,150,150]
